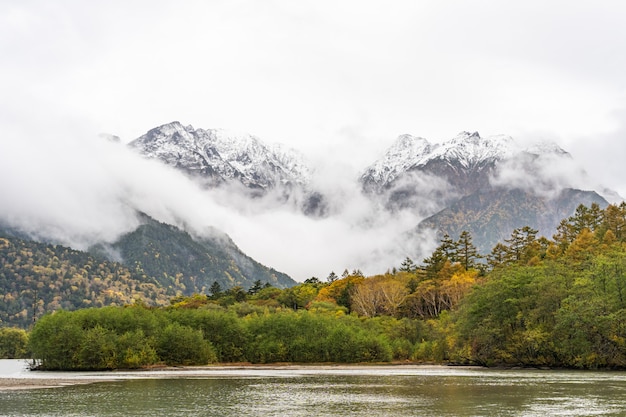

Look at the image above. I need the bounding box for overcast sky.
[2,0,626,279]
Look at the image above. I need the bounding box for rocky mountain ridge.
[127,123,616,257]
[129,121,311,193]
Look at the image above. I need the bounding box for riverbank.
[0,361,478,391]
[0,378,106,390]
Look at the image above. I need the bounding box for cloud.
[565,109,626,202]
[489,146,616,202]
[0,129,434,281]
[2,1,626,280]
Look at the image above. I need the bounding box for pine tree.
[504,226,538,263]
[399,257,416,273]
[487,243,509,270]
[247,280,264,295]
[439,233,458,262]
[209,281,222,299]
[456,231,481,270]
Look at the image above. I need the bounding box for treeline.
[19,202,626,369]
[28,304,409,370]
[452,202,626,368]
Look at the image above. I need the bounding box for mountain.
[128,122,328,216]
[0,233,172,328]
[128,122,308,191]
[362,131,516,194]
[360,131,574,209]
[361,131,612,253]
[90,214,296,293]
[415,188,608,254]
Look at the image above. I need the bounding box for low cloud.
[0,130,434,281]
[489,147,614,202]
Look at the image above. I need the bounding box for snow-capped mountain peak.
[427,131,516,168]
[363,134,432,186]
[361,131,517,190]
[524,141,569,157]
[128,122,311,190]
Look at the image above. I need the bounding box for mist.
[0,131,432,281]
[488,137,621,204]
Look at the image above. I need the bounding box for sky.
[2,0,626,280]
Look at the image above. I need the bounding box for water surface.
[1,360,626,416]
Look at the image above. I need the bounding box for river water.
[1,360,626,416]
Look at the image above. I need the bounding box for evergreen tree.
[487,243,509,270]
[248,280,264,295]
[421,246,448,280]
[504,226,538,263]
[209,281,223,299]
[439,233,458,262]
[399,257,416,273]
[456,231,481,270]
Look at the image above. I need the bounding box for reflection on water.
[1,361,626,416]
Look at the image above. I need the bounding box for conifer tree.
[399,257,416,273]
[504,226,538,263]
[456,230,481,270]
[209,281,223,299]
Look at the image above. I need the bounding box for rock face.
[415,187,608,254]
[128,121,311,193]
[360,131,611,252]
[128,121,328,215]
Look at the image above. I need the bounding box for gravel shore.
[0,378,106,390]
[0,363,463,391]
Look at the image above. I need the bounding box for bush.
[156,323,217,366]
[0,327,29,359]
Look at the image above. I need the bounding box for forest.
[6,202,626,370]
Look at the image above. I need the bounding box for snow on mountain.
[427,131,516,168]
[360,131,569,192]
[128,122,311,191]
[363,134,432,187]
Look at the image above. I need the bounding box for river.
[1,360,626,416]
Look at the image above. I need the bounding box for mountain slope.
[91,215,296,293]
[128,121,311,192]
[0,234,171,328]
[415,188,608,254]
[361,131,517,196]
[362,131,614,254]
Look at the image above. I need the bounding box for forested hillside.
[13,202,626,369]
[90,215,295,292]
[0,236,171,328]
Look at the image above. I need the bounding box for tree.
[456,231,481,270]
[209,281,223,299]
[248,280,264,295]
[327,271,338,283]
[599,203,626,242]
[421,247,448,280]
[399,257,416,273]
[564,228,598,271]
[304,277,321,285]
[439,234,458,262]
[504,226,538,264]
[157,322,217,366]
[487,243,509,270]
[350,275,409,317]
[228,286,247,303]
[0,327,29,359]
[278,283,319,310]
